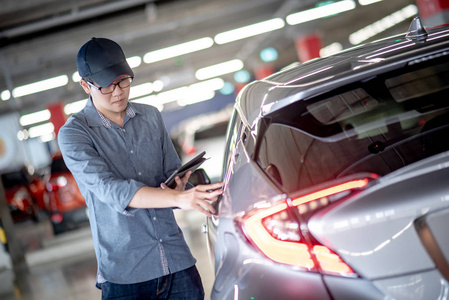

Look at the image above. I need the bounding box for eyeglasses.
[87,77,133,95]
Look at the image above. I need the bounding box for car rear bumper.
[50,207,89,234]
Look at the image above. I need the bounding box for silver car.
[205,18,449,300]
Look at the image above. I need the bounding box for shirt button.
[153,217,157,221]
[138,172,142,176]
[130,150,134,154]
[159,239,163,243]
[122,129,126,132]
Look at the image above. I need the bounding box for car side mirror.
[188,168,211,186]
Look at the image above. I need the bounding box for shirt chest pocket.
[136,136,163,173]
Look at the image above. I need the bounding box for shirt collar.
[84,96,137,128]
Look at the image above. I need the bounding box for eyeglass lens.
[100,77,133,94]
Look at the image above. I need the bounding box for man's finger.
[197,182,224,192]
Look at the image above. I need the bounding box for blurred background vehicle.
[205,19,449,300]
[0,166,46,223]
[43,154,88,235]
[171,106,233,183]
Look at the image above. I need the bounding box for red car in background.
[1,166,47,223]
[44,153,89,234]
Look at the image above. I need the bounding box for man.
[58,37,223,299]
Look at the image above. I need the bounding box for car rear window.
[257,60,449,194]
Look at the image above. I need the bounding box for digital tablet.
[164,151,208,188]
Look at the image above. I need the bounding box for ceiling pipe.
[0,0,155,39]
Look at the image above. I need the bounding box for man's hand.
[160,170,192,191]
[174,182,224,216]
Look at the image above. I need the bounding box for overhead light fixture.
[126,56,142,68]
[286,0,356,25]
[28,122,54,139]
[20,109,51,126]
[260,47,279,62]
[234,70,251,83]
[132,78,224,109]
[39,132,56,143]
[349,4,418,45]
[177,90,215,106]
[195,59,244,80]
[152,80,164,92]
[12,75,68,98]
[143,37,214,64]
[64,99,88,115]
[72,72,81,83]
[129,82,154,99]
[358,0,383,5]
[1,90,11,101]
[320,42,343,57]
[214,18,285,44]
[219,82,235,95]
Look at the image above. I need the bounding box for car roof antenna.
[406,16,428,43]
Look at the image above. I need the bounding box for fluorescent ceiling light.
[195,59,244,80]
[13,75,68,98]
[20,109,51,126]
[126,56,142,68]
[214,18,285,44]
[320,42,343,57]
[28,122,54,139]
[359,0,383,5]
[39,132,56,143]
[64,99,88,115]
[129,82,154,99]
[72,72,82,83]
[1,90,11,101]
[132,78,224,108]
[152,80,164,92]
[177,90,215,107]
[286,0,356,25]
[349,4,418,45]
[143,37,214,64]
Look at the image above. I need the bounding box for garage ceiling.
[0,0,417,119]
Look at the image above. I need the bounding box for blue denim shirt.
[58,98,196,285]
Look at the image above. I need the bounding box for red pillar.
[295,34,322,63]
[417,0,449,27]
[47,102,67,137]
[254,65,275,80]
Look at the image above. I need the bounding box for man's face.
[81,76,132,117]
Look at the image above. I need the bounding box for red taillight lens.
[313,245,355,276]
[238,178,371,277]
[244,203,315,269]
[50,213,63,224]
[46,176,68,192]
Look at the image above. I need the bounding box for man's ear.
[80,79,91,94]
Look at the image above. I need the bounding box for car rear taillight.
[237,177,373,277]
[50,213,63,224]
[46,176,68,192]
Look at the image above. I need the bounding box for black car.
[205,18,449,300]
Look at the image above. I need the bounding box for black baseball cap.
[76,37,134,87]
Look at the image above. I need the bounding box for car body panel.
[309,153,449,280]
[373,269,448,300]
[208,20,449,300]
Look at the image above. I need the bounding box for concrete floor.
[0,210,214,300]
